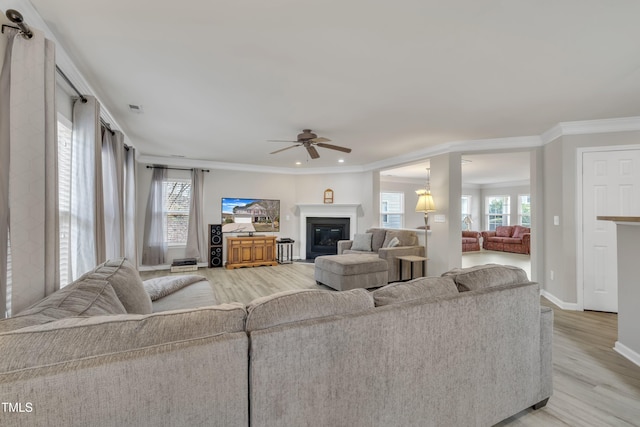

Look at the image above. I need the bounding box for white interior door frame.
[576,144,640,311]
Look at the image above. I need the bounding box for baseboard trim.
[614,341,640,367]
[540,290,581,311]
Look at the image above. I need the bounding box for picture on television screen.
[221,198,280,233]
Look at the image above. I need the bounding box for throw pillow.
[367,228,387,252]
[386,236,400,248]
[85,258,153,314]
[351,233,373,251]
[0,279,127,333]
[512,225,530,239]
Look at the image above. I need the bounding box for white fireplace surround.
[297,204,360,260]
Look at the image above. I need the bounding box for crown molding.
[137,154,367,176]
[541,116,640,145]
[365,135,542,172]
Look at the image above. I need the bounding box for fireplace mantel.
[296,204,361,259]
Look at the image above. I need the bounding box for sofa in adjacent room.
[482,225,531,254]
[462,230,481,252]
[0,259,552,427]
[337,228,424,282]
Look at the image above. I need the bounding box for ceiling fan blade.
[310,137,331,143]
[306,145,320,159]
[316,142,352,153]
[267,139,298,143]
[270,144,299,155]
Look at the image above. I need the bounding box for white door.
[582,149,640,312]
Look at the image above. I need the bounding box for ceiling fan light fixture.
[268,129,351,159]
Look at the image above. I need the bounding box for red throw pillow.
[512,226,530,239]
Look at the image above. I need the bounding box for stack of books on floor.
[170,258,198,273]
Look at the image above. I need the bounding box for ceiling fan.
[268,129,352,159]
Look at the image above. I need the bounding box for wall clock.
[324,189,334,204]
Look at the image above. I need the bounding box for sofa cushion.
[0,303,246,373]
[496,226,514,237]
[351,233,373,251]
[372,276,458,306]
[512,225,530,239]
[366,228,388,252]
[502,238,523,244]
[0,278,127,334]
[151,280,218,312]
[382,230,418,248]
[85,258,152,314]
[245,289,374,332]
[442,264,529,292]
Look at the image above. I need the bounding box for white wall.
[380,178,425,229]
[136,166,376,265]
[542,130,640,306]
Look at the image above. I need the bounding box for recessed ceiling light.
[338,159,345,163]
[295,161,301,166]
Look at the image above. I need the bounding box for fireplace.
[306,217,350,259]
[296,203,360,260]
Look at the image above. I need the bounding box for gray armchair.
[338,228,425,282]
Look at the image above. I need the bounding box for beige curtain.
[70,96,105,279]
[142,167,167,265]
[185,168,206,261]
[0,28,59,316]
[124,146,138,265]
[102,129,125,259]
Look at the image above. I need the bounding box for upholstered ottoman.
[314,254,388,291]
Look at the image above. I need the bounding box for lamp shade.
[415,189,436,213]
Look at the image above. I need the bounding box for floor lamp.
[415,169,436,260]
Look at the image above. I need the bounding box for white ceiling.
[6,0,640,171]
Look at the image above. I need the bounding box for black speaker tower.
[208,224,223,268]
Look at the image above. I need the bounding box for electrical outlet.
[550,270,554,281]
[553,216,560,226]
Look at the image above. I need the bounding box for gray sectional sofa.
[0,259,552,427]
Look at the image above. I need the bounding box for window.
[58,116,73,287]
[518,194,531,227]
[485,196,510,231]
[461,195,472,230]
[163,180,191,245]
[380,192,404,229]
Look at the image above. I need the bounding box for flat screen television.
[221,198,280,233]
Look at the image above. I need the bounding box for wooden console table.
[226,235,278,269]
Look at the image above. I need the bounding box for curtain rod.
[2,9,33,39]
[5,9,127,147]
[146,166,210,172]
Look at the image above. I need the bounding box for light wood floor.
[140,263,640,426]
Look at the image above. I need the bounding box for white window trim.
[485,195,511,230]
[380,192,404,229]
[518,194,531,227]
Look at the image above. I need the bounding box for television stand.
[226,236,278,269]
